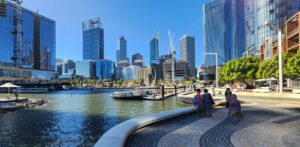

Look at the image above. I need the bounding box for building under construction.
[163,59,190,82]
[0,0,57,81]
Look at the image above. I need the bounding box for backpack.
[193,95,199,107]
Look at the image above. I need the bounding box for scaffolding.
[10,0,23,68]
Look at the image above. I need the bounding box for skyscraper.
[0,1,57,80]
[204,0,225,69]
[180,35,195,78]
[224,0,245,62]
[116,49,120,63]
[150,33,159,64]
[132,53,144,67]
[119,36,127,61]
[245,0,300,54]
[83,17,104,60]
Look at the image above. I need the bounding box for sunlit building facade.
[245,0,300,54]
[123,65,140,81]
[83,17,104,60]
[0,1,57,80]
[180,35,195,78]
[224,0,245,61]
[204,0,225,78]
[75,60,96,78]
[150,33,159,65]
[95,59,115,81]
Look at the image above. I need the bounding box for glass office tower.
[95,59,115,81]
[150,33,159,65]
[204,0,225,68]
[180,35,195,78]
[224,0,245,62]
[76,60,96,78]
[245,0,300,53]
[119,36,127,61]
[0,1,57,80]
[83,18,104,60]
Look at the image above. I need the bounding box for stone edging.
[94,106,196,147]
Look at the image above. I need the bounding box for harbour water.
[0,89,188,146]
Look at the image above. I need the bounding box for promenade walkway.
[125,96,300,147]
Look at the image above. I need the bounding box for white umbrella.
[0,83,21,94]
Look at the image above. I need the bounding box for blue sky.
[23,0,210,67]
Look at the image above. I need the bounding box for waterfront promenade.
[125,94,300,147]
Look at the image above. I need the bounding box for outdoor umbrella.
[0,83,21,94]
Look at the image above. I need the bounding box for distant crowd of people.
[193,88,243,117]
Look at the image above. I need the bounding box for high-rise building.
[119,36,127,61]
[132,53,144,67]
[75,60,96,78]
[245,0,300,54]
[163,60,190,81]
[150,33,159,64]
[123,65,140,81]
[116,50,120,63]
[83,17,104,60]
[0,1,57,80]
[204,0,225,76]
[180,35,195,78]
[224,0,245,62]
[61,60,75,75]
[95,59,115,81]
[116,60,129,80]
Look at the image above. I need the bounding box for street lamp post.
[265,21,283,94]
[204,53,218,88]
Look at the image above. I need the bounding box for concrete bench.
[253,87,270,93]
[292,89,300,94]
[95,106,195,147]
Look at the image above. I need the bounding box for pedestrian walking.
[227,91,243,117]
[224,88,231,108]
[202,89,214,117]
[193,89,202,116]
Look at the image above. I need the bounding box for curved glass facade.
[204,0,225,67]
[0,2,56,80]
[245,0,300,52]
[224,0,245,61]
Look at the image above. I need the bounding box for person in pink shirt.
[193,89,202,116]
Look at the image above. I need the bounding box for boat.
[13,88,48,93]
[111,91,144,100]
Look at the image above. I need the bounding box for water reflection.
[0,89,188,146]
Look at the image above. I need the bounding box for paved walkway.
[126,97,300,147]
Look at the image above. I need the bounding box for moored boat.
[111,91,144,100]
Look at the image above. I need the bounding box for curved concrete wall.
[94,106,195,147]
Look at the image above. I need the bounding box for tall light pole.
[204,53,218,88]
[265,21,283,94]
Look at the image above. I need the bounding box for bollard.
[184,85,186,92]
[174,85,177,94]
[161,85,165,98]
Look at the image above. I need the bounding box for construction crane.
[168,30,176,84]
[10,0,23,68]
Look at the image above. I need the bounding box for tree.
[256,53,290,79]
[219,56,260,85]
[286,50,300,78]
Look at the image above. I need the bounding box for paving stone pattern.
[200,110,283,147]
[125,112,200,147]
[125,99,300,147]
